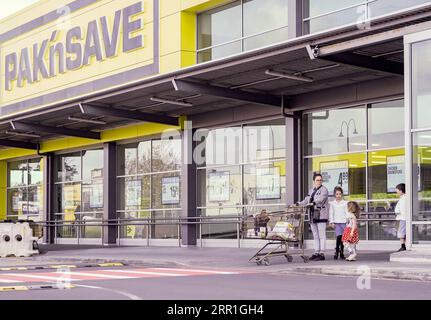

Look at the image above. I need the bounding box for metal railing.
[24,210,400,247]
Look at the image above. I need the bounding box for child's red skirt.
[342,227,359,244]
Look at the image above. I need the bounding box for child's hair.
[333,186,344,195]
[347,201,361,218]
[396,183,406,194]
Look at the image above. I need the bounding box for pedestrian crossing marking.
[0,267,245,286]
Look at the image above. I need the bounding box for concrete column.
[103,142,117,245]
[181,121,197,246]
[288,0,304,39]
[43,153,55,244]
[286,115,301,204]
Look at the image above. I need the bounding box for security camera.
[312,46,320,58]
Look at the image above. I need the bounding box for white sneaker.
[346,254,357,261]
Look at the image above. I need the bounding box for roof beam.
[11,122,101,140]
[308,45,404,76]
[81,104,179,126]
[0,139,39,150]
[172,80,282,108]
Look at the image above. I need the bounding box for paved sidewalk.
[0,245,430,281]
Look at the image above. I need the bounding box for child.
[395,183,407,252]
[329,187,348,260]
[342,201,361,261]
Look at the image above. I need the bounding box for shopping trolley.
[248,205,310,266]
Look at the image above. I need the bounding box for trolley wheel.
[301,255,309,263]
[263,258,270,266]
[256,260,263,266]
[285,255,293,263]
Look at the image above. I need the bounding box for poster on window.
[208,171,230,202]
[387,155,405,193]
[256,167,281,200]
[320,160,349,196]
[125,180,142,207]
[21,202,40,215]
[162,176,180,205]
[90,184,103,208]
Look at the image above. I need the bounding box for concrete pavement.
[1,244,431,282]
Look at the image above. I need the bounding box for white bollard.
[0,221,39,258]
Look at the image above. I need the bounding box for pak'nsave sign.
[0,0,158,116]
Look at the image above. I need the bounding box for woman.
[298,173,329,261]
[395,183,407,252]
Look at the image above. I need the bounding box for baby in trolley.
[252,209,271,238]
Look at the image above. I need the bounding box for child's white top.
[329,199,348,224]
[395,194,407,221]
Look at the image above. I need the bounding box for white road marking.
[151,268,239,275]
[58,271,136,279]
[104,269,188,277]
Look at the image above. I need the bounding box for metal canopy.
[310,48,404,76]
[81,104,179,126]
[172,79,282,108]
[11,121,101,140]
[0,139,39,150]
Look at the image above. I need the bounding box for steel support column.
[43,153,55,244]
[181,121,197,246]
[103,142,117,245]
[286,114,301,204]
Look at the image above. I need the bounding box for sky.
[0,0,39,20]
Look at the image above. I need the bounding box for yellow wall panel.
[160,52,182,73]
[181,0,233,12]
[160,14,182,56]
[160,0,181,17]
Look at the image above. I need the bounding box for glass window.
[56,152,81,182]
[368,100,405,149]
[412,39,431,129]
[305,153,366,200]
[198,166,242,210]
[54,149,104,230]
[197,0,289,62]
[152,174,181,209]
[243,0,288,36]
[28,158,43,185]
[8,160,28,187]
[412,132,431,222]
[305,107,367,156]
[305,0,365,34]
[138,141,151,173]
[368,149,405,200]
[82,149,103,182]
[197,127,242,167]
[152,139,181,172]
[7,158,43,220]
[243,162,286,206]
[197,1,241,50]
[117,138,182,239]
[7,188,26,217]
[243,119,285,162]
[370,0,429,18]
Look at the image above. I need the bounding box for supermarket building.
[1,0,431,250]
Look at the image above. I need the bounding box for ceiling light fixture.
[5,130,41,138]
[68,116,107,125]
[150,97,193,107]
[265,70,314,83]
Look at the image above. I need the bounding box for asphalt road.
[0,266,430,300]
